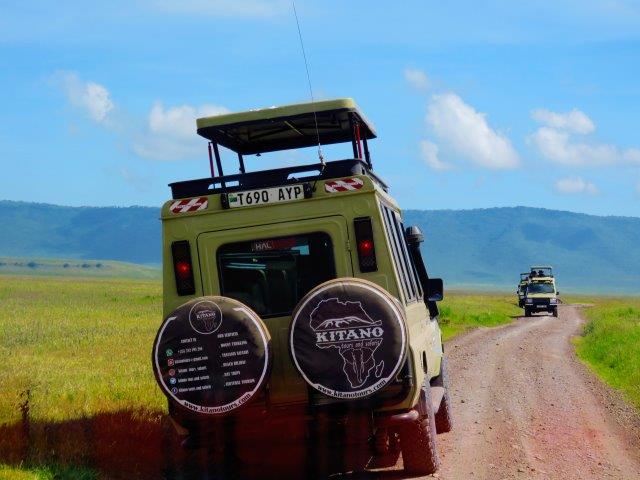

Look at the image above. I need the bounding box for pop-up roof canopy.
[530,266,554,278]
[196,98,376,155]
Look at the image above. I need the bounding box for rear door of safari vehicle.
[196,216,352,405]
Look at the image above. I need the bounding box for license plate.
[226,184,306,208]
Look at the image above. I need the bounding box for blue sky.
[1,0,639,216]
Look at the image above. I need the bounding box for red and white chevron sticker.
[169,197,208,214]
[324,177,364,193]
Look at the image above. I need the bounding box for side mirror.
[427,278,444,302]
[556,291,560,296]
[405,225,424,246]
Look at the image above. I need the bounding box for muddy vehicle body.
[152,99,452,475]
[523,266,559,317]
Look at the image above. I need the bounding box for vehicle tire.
[399,383,440,475]
[289,278,407,400]
[432,357,453,434]
[152,296,272,419]
[553,307,558,318]
[524,307,531,317]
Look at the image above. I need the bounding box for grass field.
[0,463,98,480]
[0,276,164,425]
[572,296,640,409]
[438,290,521,339]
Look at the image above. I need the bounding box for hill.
[1,200,638,293]
[0,201,160,264]
[405,207,640,293]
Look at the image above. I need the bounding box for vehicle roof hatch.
[196,98,376,155]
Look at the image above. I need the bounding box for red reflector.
[354,217,377,273]
[358,239,374,256]
[176,261,191,279]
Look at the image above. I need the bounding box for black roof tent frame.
[207,111,372,178]
[172,109,379,199]
[169,159,387,200]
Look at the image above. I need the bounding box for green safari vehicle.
[152,99,452,476]
[516,272,529,308]
[523,266,559,317]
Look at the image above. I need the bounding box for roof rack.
[169,159,388,200]
[195,98,376,179]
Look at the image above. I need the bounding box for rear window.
[217,232,336,318]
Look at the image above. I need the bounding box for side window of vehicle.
[396,216,424,299]
[381,204,422,304]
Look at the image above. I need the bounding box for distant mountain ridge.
[1,200,638,293]
[0,200,159,264]
[404,207,640,293]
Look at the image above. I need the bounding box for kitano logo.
[189,301,223,334]
[315,326,384,343]
[310,298,385,389]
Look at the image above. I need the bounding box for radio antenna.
[291,0,324,165]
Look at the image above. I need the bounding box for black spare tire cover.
[289,278,407,400]
[152,296,271,416]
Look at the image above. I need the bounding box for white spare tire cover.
[289,278,407,400]
[152,296,271,416]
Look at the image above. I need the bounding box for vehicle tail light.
[354,217,377,272]
[172,240,195,296]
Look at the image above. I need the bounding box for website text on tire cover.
[152,99,452,476]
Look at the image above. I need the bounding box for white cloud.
[529,126,640,167]
[54,71,114,123]
[554,176,599,196]
[133,102,230,161]
[404,68,429,91]
[529,107,640,168]
[150,0,288,17]
[419,140,452,171]
[425,93,520,169]
[531,108,595,134]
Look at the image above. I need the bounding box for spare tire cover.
[290,278,407,400]
[152,296,271,416]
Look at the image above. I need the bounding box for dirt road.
[432,304,640,479]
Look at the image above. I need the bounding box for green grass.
[438,291,521,340]
[0,276,165,425]
[573,296,640,409]
[0,463,97,480]
[0,257,160,280]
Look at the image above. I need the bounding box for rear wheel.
[432,358,453,433]
[399,383,440,475]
